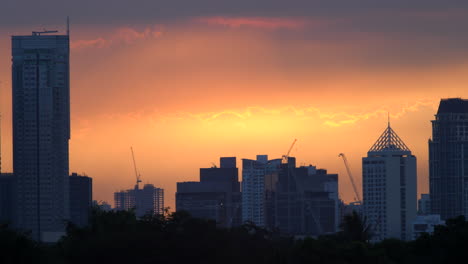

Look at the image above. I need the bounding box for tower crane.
[131,147,142,190]
[338,153,361,203]
[282,139,297,163]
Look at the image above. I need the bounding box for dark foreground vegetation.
[1,209,468,264]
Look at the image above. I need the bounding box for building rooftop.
[368,123,411,153]
[437,98,468,114]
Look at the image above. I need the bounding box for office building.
[114,184,164,217]
[363,122,417,241]
[176,157,241,228]
[12,30,70,241]
[418,194,431,215]
[241,155,281,227]
[274,159,339,236]
[69,173,92,227]
[429,98,468,220]
[0,173,15,224]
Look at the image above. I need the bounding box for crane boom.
[338,153,361,202]
[282,139,297,163]
[131,147,142,190]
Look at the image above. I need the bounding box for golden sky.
[1,7,468,209]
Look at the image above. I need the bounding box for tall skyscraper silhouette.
[429,98,468,220]
[12,30,70,241]
[363,122,416,241]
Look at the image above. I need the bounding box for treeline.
[1,209,468,264]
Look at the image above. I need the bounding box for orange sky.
[1,15,468,210]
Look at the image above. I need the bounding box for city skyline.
[2,2,468,209]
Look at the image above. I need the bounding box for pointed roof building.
[363,121,417,241]
[368,122,411,155]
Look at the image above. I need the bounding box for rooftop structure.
[363,122,417,241]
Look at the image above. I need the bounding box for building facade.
[114,184,164,217]
[418,194,431,215]
[241,155,281,227]
[12,31,70,241]
[429,98,468,220]
[363,123,417,241]
[411,214,445,240]
[0,173,15,224]
[275,159,339,236]
[176,157,241,228]
[69,173,92,227]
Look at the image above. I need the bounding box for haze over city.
[2,1,468,210]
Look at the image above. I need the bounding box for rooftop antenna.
[67,16,70,36]
[387,112,390,127]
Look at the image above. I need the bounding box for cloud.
[195,16,310,30]
[71,26,163,50]
[152,99,436,127]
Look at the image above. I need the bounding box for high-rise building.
[114,184,164,217]
[274,158,339,236]
[429,98,468,220]
[241,155,281,227]
[176,157,241,227]
[363,123,417,241]
[0,173,15,224]
[12,30,70,241]
[69,173,92,227]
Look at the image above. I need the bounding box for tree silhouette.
[339,211,373,242]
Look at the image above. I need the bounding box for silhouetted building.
[114,184,164,217]
[363,123,417,241]
[69,173,92,227]
[418,194,431,215]
[12,31,70,241]
[274,158,339,236]
[411,215,445,240]
[429,98,468,220]
[176,157,241,228]
[241,155,281,227]
[0,173,15,224]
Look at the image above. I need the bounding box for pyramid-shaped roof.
[368,124,410,153]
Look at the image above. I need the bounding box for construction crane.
[338,153,361,203]
[131,147,142,190]
[282,139,297,163]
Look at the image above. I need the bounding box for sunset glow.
[2,2,468,210]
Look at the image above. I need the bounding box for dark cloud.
[2,0,468,25]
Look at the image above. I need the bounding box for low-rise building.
[411,214,445,240]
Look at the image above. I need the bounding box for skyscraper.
[241,155,281,227]
[274,158,339,236]
[429,98,468,220]
[12,30,70,241]
[363,123,417,241]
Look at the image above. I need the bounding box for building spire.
[369,121,411,153]
[387,112,390,128]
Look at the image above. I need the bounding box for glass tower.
[12,31,70,241]
[429,98,468,220]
